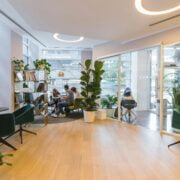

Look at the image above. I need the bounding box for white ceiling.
[5,0,180,48]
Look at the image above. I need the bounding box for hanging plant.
[33,59,51,74]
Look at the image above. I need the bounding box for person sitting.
[114,88,137,120]
[49,88,61,113]
[121,88,137,121]
[52,85,74,118]
[122,87,134,101]
[71,87,80,99]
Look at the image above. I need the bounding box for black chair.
[14,105,36,144]
[121,99,137,122]
[0,113,17,150]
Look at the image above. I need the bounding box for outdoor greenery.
[172,87,180,110]
[33,59,51,74]
[164,72,180,110]
[101,95,118,109]
[0,152,13,166]
[80,59,104,111]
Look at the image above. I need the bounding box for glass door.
[161,42,180,138]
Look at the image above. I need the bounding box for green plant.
[101,95,118,109]
[12,59,29,71]
[0,152,13,166]
[33,59,51,74]
[80,59,104,111]
[172,87,180,110]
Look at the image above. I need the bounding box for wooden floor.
[0,119,180,180]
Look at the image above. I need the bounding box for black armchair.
[121,99,137,122]
[0,113,16,150]
[14,104,37,144]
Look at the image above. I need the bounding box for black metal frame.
[168,141,180,148]
[0,137,17,150]
[14,124,37,144]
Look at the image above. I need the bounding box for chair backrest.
[122,99,137,109]
[0,113,15,137]
[14,105,34,124]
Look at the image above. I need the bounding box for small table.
[0,107,9,112]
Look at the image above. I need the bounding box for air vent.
[149,14,180,26]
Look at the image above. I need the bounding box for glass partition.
[100,54,131,119]
[162,43,180,136]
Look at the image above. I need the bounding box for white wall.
[0,22,12,112]
[11,31,23,111]
[11,31,23,59]
[0,22,23,112]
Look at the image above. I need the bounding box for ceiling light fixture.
[135,0,180,15]
[53,33,84,43]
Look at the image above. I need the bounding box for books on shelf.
[24,71,37,81]
[15,72,23,81]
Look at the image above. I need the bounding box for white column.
[131,50,151,111]
[0,22,12,112]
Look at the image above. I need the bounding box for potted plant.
[101,95,117,117]
[33,59,51,74]
[0,152,13,166]
[80,59,104,122]
[12,59,29,71]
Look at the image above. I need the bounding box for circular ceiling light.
[135,0,180,15]
[53,33,84,43]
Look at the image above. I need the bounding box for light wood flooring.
[0,119,180,180]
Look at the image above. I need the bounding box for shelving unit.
[13,67,49,125]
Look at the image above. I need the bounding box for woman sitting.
[71,87,80,99]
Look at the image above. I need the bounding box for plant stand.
[168,141,180,148]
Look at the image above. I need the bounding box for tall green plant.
[172,87,180,110]
[80,59,104,111]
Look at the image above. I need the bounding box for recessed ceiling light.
[135,0,180,15]
[53,33,84,43]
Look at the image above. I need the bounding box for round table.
[0,107,9,112]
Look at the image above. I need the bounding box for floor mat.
[33,112,83,124]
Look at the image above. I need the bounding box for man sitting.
[52,85,74,118]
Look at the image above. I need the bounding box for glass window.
[163,43,180,133]
[101,56,120,97]
[101,53,131,97]
[121,53,131,91]
[42,50,82,93]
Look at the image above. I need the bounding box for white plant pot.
[106,109,115,118]
[96,109,106,120]
[83,110,96,123]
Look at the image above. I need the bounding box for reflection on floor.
[131,111,174,132]
[135,111,160,131]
